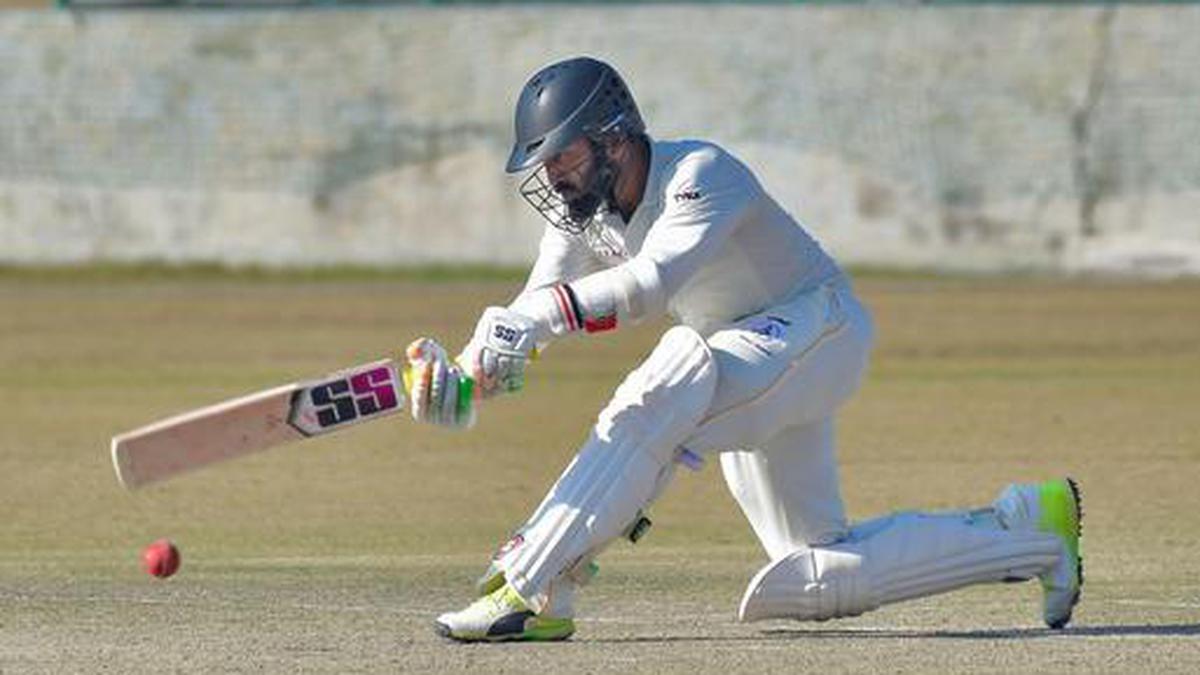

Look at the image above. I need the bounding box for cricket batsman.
[403,56,1082,642]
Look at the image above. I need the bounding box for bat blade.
[111,359,406,490]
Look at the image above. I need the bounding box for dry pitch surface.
[2,271,1199,673]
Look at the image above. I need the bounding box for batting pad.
[499,326,717,612]
[738,510,1062,622]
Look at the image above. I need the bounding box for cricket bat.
[111,359,407,490]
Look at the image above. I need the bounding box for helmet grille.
[518,167,593,235]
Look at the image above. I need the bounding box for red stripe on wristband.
[561,284,586,332]
[551,285,578,332]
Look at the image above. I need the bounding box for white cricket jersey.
[516,139,843,337]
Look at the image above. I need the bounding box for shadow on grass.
[763,623,1200,640]
[588,623,1200,644]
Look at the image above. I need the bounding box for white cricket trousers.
[688,277,874,557]
[496,278,872,613]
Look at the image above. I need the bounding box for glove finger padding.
[458,307,539,399]
[405,339,436,420]
[461,347,527,398]
[405,338,476,429]
[437,357,461,424]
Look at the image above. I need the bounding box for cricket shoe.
[434,582,575,643]
[993,477,1083,629]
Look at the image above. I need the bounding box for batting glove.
[404,337,476,429]
[457,306,539,399]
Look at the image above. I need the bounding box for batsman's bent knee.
[739,548,872,622]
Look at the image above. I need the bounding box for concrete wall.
[2,6,1199,274]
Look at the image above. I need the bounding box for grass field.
[2,271,1199,672]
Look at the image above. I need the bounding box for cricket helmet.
[505,56,644,174]
[506,57,645,233]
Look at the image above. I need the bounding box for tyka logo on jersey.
[673,189,703,203]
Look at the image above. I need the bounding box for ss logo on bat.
[289,365,401,436]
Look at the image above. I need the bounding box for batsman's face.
[543,138,597,201]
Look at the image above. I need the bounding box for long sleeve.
[511,147,754,341]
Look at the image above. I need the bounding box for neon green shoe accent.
[475,563,505,596]
[495,583,528,610]
[1037,478,1081,575]
[484,585,575,641]
[436,583,576,643]
[1036,478,1083,628]
[518,615,576,642]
